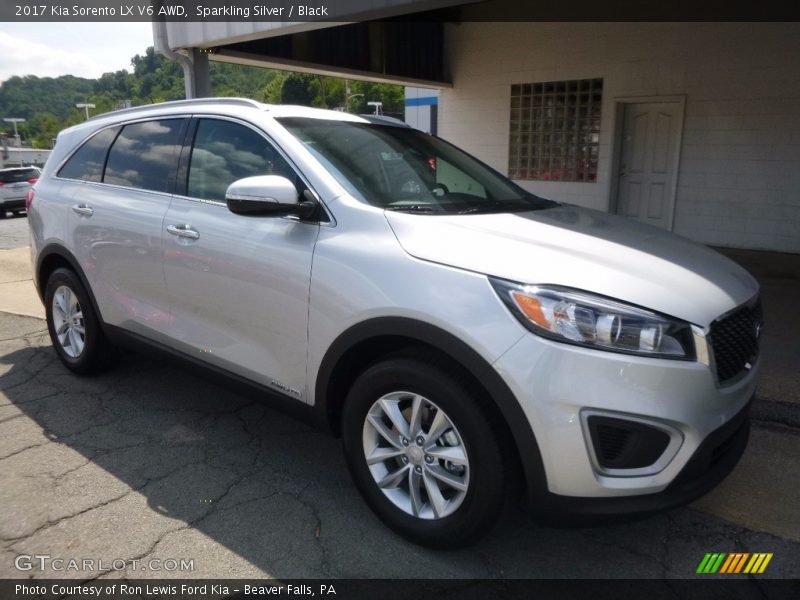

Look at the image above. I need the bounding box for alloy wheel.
[51,285,85,358]
[362,391,470,520]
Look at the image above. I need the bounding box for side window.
[187,119,298,202]
[104,119,185,193]
[57,127,119,182]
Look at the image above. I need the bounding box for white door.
[615,102,683,230]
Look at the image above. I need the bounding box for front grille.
[708,298,762,385]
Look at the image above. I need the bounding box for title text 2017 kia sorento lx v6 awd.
[28,99,761,547]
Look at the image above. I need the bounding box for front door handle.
[166,224,200,240]
[71,204,94,217]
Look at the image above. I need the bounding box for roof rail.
[88,97,265,121]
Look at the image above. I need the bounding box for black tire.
[44,268,116,374]
[342,353,506,548]
[0,210,6,219]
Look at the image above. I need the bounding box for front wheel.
[342,355,507,548]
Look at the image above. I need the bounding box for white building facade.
[157,14,800,253]
[438,22,800,253]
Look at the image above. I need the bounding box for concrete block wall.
[438,22,800,253]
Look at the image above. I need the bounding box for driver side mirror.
[225,175,316,218]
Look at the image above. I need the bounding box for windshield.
[277,117,556,215]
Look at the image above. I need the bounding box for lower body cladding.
[494,332,757,514]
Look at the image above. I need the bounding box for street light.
[76,103,96,120]
[3,118,25,147]
[343,81,364,113]
[344,93,363,113]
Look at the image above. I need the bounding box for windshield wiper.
[385,204,438,214]
[458,200,533,214]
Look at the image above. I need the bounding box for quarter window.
[57,127,119,182]
[104,119,185,193]
[509,78,602,182]
[188,119,297,202]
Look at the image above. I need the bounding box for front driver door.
[162,117,320,401]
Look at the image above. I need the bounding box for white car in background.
[0,166,40,218]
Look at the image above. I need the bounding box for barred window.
[509,78,602,182]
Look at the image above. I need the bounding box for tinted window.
[57,128,118,182]
[0,168,40,183]
[188,119,297,202]
[104,119,185,193]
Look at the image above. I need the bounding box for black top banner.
[2,0,800,22]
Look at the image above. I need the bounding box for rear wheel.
[45,268,116,374]
[342,355,506,548]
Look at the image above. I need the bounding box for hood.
[385,205,758,327]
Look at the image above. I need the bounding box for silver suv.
[29,99,761,547]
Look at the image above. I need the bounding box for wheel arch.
[314,317,547,500]
[36,244,104,326]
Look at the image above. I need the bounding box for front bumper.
[531,397,750,521]
[494,331,757,501]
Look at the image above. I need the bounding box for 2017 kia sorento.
[28,98,761,547]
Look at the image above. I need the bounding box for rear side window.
[187,118,298,202]
[57,128,118,182]
[104,119,185,193]
[0,168,40,183]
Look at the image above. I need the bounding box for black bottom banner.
[2,579,799,600]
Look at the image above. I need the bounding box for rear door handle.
[71,204,94,217]
[166,224,200,240]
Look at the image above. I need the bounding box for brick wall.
[438,22,800,253]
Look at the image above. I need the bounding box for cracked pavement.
[1,311,799,580]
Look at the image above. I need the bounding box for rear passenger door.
[162,117,319,400]
[63,118,187,340]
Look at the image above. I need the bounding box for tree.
[0,46,406,148]
[280,73,315,105]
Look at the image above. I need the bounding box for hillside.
[0,47,404,148]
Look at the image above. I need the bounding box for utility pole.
[76,103,96,120]
[3,118,25,147]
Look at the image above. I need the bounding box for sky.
[0,23,155,82]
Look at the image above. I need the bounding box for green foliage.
[280,73,315,105]
[0,46,406,148]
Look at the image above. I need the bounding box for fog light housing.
[581,411,684,477]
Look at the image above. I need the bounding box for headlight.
[490,278,695,360]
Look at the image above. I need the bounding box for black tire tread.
[44,267,117,375]
[342,350,508,548]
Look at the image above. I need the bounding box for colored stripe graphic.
[697,552,773,574]
[720,553,747,573]
[697,553,726,573]
[696,553,713,573]
[734,553,750,573]
[744,553,774,574]
[719,554,736,573]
